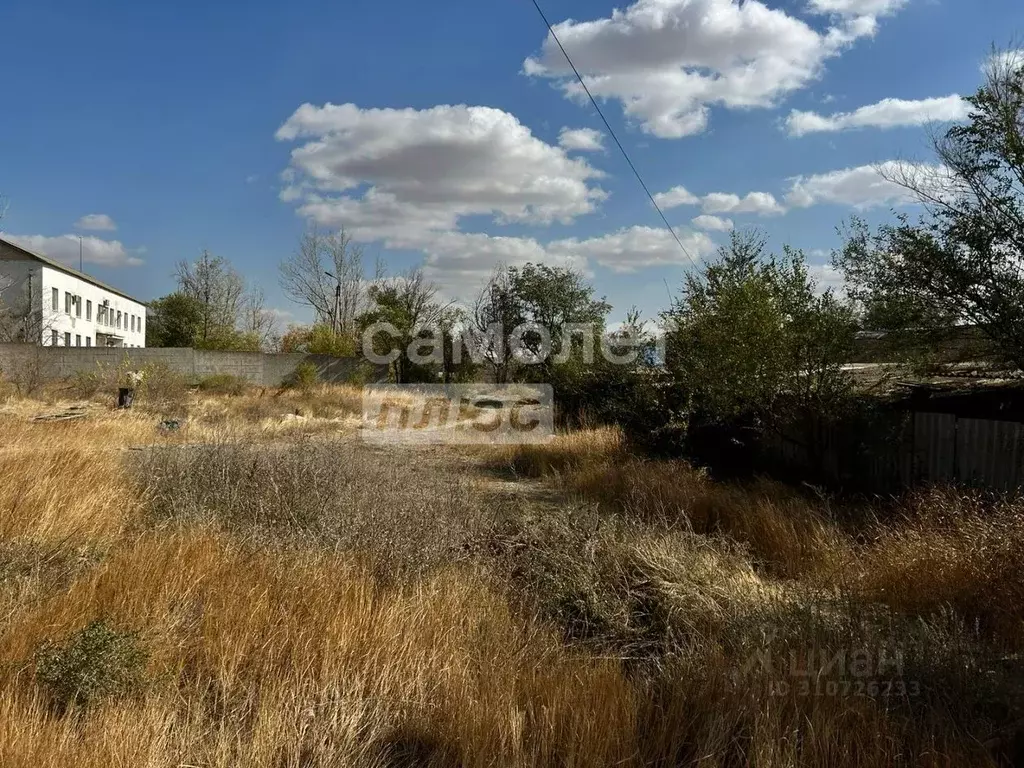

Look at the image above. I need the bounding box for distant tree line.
[137,45,1024,453]
[146,251,277,351]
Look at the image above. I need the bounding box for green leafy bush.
[34,619,148,711]
[292,361,319,392]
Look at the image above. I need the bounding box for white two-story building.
[0,236,147,347]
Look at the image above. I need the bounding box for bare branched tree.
[175,250,246,346]
[473,264,525,384]
[241,287,280,351]
[0,269,53,344]
[279,228,381,334]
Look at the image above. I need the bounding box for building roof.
[0,235,144,305]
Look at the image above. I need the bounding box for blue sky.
[2,0,1022,326]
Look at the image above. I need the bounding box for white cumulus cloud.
[786,95,969,136]
[784,161,947,209]
[416,225,716,300]
[653,186,700,208]
[807,0,907,16]
[558,127,605,151]
[417,231,582,301]
[807,262,846,295]
[654,162,950,219]
[691,214,734,232]
[524,0,903,138]
[7,234,143,268]
[701,191,785,216]
[549,226,717,273]
[655,186,785,215]
[984,49,1024,74]
[276,102,606,246]
[74,213,117,231]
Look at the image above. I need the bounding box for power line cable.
[527,0,700,271]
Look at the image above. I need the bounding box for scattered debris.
[32,405,90,423]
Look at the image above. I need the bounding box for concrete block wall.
[0,345,388,387]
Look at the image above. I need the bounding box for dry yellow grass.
[0,419,139,547]
[484,426,625,478]
[0,532,641,767]
[0,529,998,767]
[496,429,853,579]
[850,488,1024,646]
[0,391,1015,766]
[0,381,369,447]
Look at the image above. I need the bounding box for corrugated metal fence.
[913,413,1024,491]
[764,411,1024,493]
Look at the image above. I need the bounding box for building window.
[98,305,106,325]
[86,337,92,347]
[51,330,58,346]
[64,332,71,347]
[86,300,92,321]
[75,296,82,319]
[52,288,59,311]
[75,334,81,347]
[65,292,71,314]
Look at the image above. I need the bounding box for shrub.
[67,368,105,399]
[292,361,319,392]
[344,361,380,386]
[196,373,248,396]
[34,619,148,711]
[136,363,190,412]
[7,347,51,397]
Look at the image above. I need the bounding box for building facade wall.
[38,266,147,348]
[0,244,147,348]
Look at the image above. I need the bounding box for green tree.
[835,48,1024,369]
[664,231,855,431]
[280,323,357,356]
[511,263,610,382]
[475,263,610,386]
[146,292,204,348]
[357,269,450,383]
